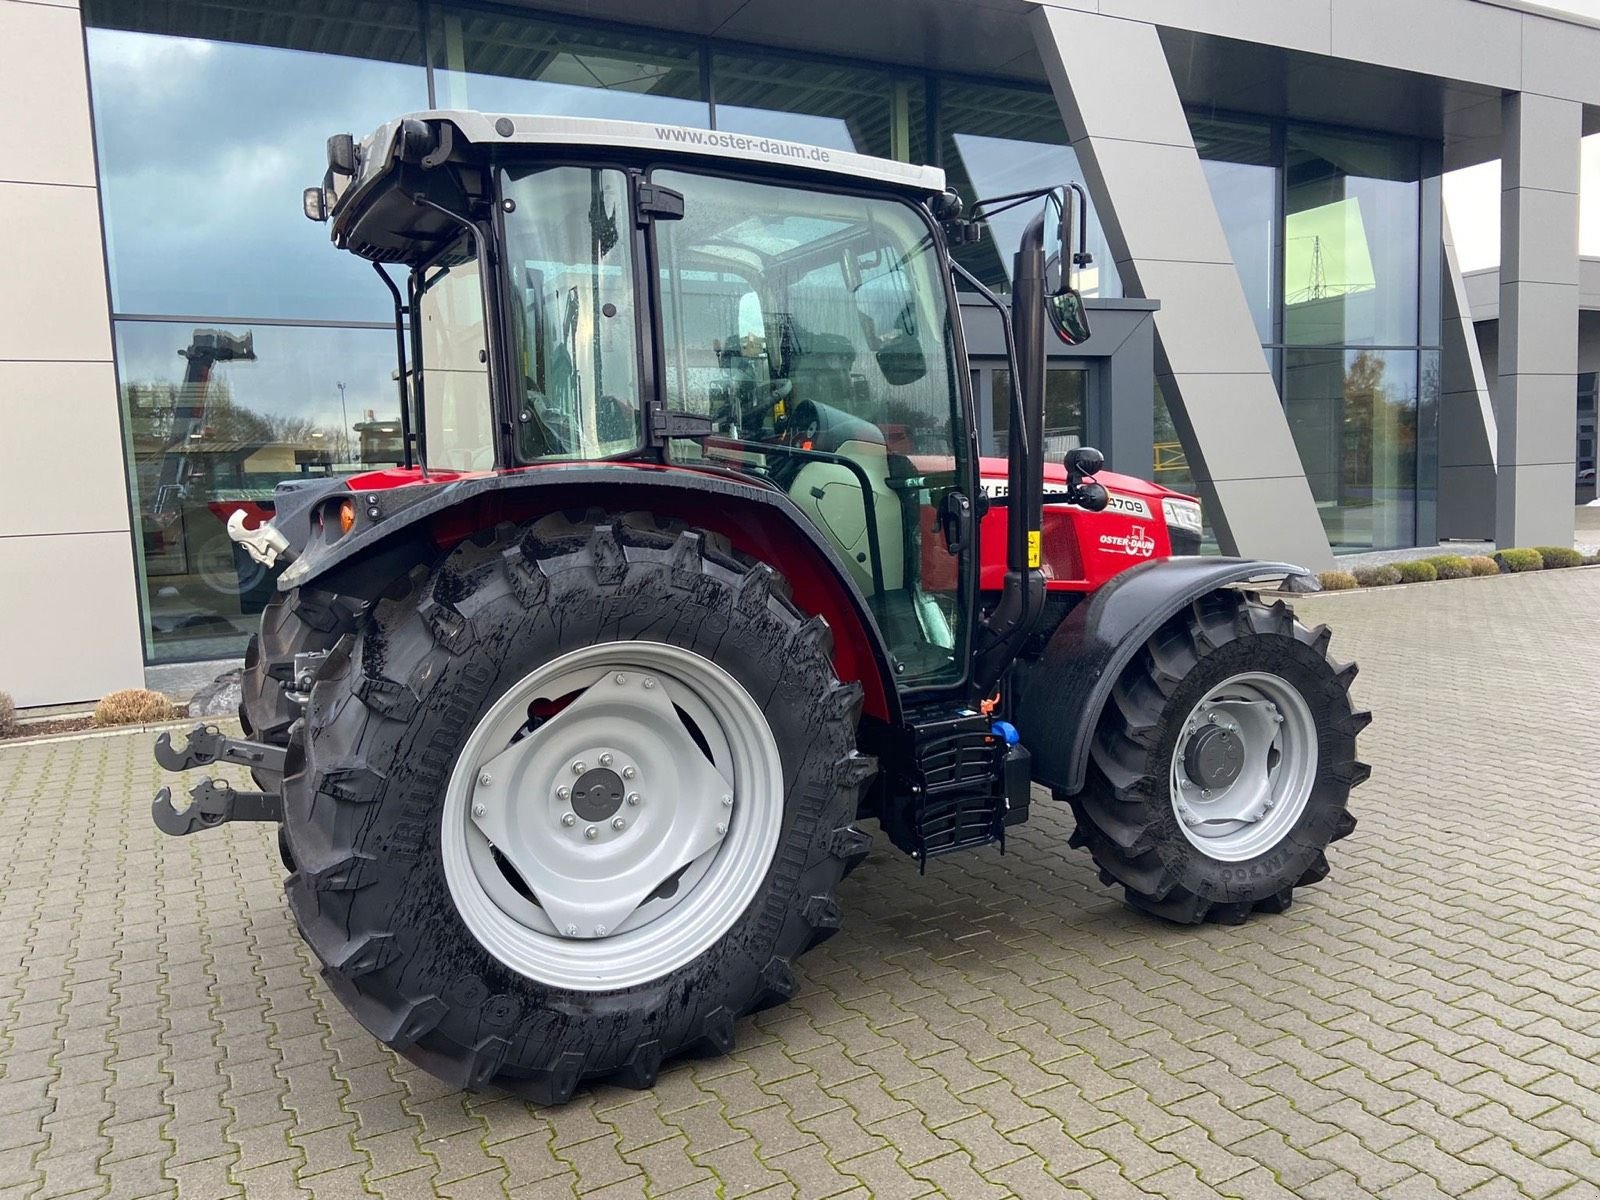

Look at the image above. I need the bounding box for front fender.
[1010,557,1311,795]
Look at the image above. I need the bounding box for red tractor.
[153,111,1367,1102]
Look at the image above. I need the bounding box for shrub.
[1427,555,1473,580]
[1585,552,1600,566]
[1494,548,1544,573]
[1317,570,1358,591]
[1352,564,1402,587]
[1533,545,1583,569]
[0,691,16,737]
[1395,560,1438,583]
[1465,555,1500,576]
[93,688,176,727]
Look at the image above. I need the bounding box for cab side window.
[418,242,492,471]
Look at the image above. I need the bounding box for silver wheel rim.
[1169,671,1317,862]
[440,642,784,991]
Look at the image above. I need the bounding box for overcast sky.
[1444,136,1600,272]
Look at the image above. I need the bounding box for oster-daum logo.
[1099,525,1156,558]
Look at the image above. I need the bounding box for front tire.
[1063,590,1369,924]
[281,511,874,1100]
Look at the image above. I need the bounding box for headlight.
[1162,497,1203,536]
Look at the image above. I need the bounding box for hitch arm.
[153,778,283,837]
[154,724,287,776]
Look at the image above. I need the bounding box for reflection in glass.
[1193,117,1277,344]
[1284,349,1418,549]
[938,81,1120,297]
[710,53,923,161]
[1284,128,1420,347]
[83,2,427,321]
[991,369,1085,458]
[117,321,403,661]
[432,7,706,127]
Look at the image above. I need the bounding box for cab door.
[650,168,979,694]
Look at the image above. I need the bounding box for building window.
[116,321,405,661]
[710,52,921,161]
[1283,128,1420,348]
[937,80,1120,297]
[990,368,1086,457]
[1283,348,1419,550]
[1193,116,1278,345]
[431,7,707,126]
[84,1,426,322]
[84,0,430,662]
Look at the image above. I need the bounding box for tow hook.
[151,723,284,836]
[226,509,294,569]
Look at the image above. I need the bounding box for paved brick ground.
[3,569,1600,1199]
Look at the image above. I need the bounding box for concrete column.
[0,0,144,706]
[1437,209,1498,540]
[1030,5,1334,568]
[1495,92,1581,548]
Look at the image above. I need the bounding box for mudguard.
[272,464,903,723]
[1010,557,1311,795]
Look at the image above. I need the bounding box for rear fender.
[1009,557,1311,794]
[278,466,899,722]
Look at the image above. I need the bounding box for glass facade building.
[82,0,1443,663]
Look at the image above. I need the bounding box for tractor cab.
[306,112,991,690]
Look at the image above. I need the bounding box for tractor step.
[153,778,283,836]
[877,711,1029,869]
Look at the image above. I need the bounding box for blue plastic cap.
[991,719,1020,745]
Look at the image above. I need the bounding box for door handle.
[939,489,973,555]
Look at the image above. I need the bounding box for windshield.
[501,165,642,461]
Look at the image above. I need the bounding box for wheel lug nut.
[572,761,586,775]
[716,822,728,836]
[595,925,606,936]
[614,673,627,684]
[478,772,493,786]
[611,817,625,831]
[557,785,571,800]
[622,766,636,780]
[600,753,613,766]
[584,826,598,840]
[626,792,641,806]
[472,804,486,818]
[642,678,656,689]
[561,813,576,827]
[565,924,578,936]
[721,794,732,807]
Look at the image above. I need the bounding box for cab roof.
[345,109,943,202]
[324,110,948,265]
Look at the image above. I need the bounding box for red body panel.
[320,458,1196,711]
[975,457,1191,593]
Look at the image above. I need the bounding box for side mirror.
[1046,183,1094,346]
[1047,291,1091,347]
[302,187,328,223]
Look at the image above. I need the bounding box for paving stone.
[9,556,1600,1200]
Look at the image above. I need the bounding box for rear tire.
[239,588,353,744]
[1062,590,1369,925]
[280,510,875,1100]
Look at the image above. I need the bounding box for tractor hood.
[975,457,1195,508]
